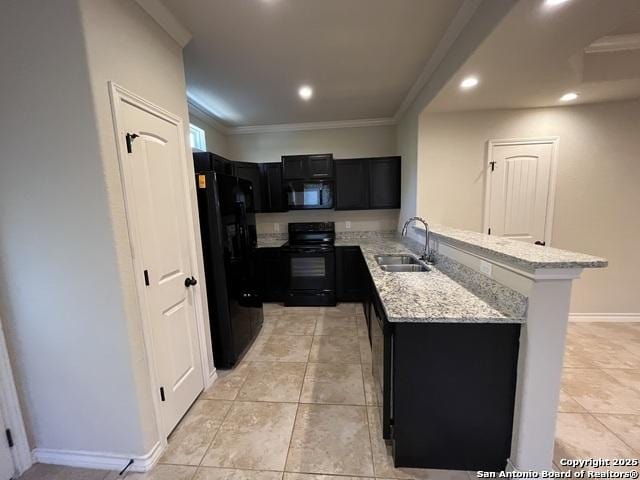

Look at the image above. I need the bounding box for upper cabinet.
[335,159,369,210]
[193,152,234,175]
[282,154,333,180]
[260,162,286,213]
[369,157,401,209]
[335,156,401,210]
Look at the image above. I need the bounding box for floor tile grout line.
[587,411,640,456]
[194,394,238,469]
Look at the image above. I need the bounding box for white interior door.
[120,98,203,436]
[486,140,556,245]
[0,407,14,480]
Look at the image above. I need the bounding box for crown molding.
[227,117,396,135]
[187,100,231,135]
[135,0,192,47]
[585,33,640,54]
[393,0,483,122]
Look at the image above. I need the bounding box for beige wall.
[189,113,229,157]
[226,125,400,232]
[227,125,396,163]
[256,210,399,235]
[418,99,640,315]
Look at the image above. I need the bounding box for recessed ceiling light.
[545,0,570,6]
[460,76,479,89]
[560,92,578,102]
[298,85,313,100]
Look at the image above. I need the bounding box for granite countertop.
[423,225,608,272]
[335,238,526,324]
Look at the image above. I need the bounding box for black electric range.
[282,222,336,306]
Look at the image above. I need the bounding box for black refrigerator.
[195,169,263,369]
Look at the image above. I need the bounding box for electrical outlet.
[479,260,492,277]
[345,221,351,230]
[274,223,280,233]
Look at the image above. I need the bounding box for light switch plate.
[274,223,280,233]
[345,221,351,229]
[479,260,492,277]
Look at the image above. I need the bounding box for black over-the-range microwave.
[282,154,334,210]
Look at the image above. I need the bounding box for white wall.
[79,0,216,452]
[418,100,640,316]
[227,125,400,232]
[0,0,212,459]
[0,0,146,454]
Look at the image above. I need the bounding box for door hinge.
[160,387,166,402]
[489,161,496,172]
[5,428,14,448]
[125,133,139,153]
[143,269,150,286]
[487,228,491,235]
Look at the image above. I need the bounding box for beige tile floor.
[18,314,640,479]
[555,322,640,469]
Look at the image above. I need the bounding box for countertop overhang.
[418,225,608,272]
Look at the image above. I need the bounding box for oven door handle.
[284,247,333,254]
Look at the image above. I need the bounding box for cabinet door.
[261,162,286,212]
[308,154,334,179]
[369,156,401,209]
[282,155,307,179]
[258,248,286,301]
[234,162,263,212]
[336,246,366,302]
[335,159,369,210]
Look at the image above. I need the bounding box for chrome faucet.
[401,216,434,264]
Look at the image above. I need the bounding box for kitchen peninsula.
[257,224,607,471]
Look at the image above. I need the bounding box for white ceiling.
[427,0,640,113]
[160,0,465,127]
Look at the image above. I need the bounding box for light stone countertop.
[335,238,526,324]
[256,234,526,324]
[424,225,608,272]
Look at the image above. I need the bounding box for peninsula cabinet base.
[391,322,521,472]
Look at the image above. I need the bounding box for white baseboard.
[206,369,218,389]
[569,313,640,323]
[32,440,164,473]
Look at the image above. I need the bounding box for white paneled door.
[117,90,203,437]
[0,409,13,480]
[486,139,557,245]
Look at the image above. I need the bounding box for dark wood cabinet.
[335,159,369,210]
[257,248,286,302]
[336,246,368,302]
[282,154,333,180]
[365,269,521,471]
[193,152,234,175]
[369,156,401,209]
[233,162,262,212]
[260,162,286,212]
[335,156,401,210]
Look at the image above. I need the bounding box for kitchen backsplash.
[255,209,400,234]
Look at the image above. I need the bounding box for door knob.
[534,241,546,246]
[184,276,198,287]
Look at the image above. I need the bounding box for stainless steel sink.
[380,264,430,272]
[374,254,430,272]
[374,254,421,265]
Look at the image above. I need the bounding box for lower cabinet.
[257,248,286,302]
[366,272,521,472]
[336,246,368,302]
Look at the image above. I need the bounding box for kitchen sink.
[374,254,421,265]
[374,254,430,272]
[380,264,430,272]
